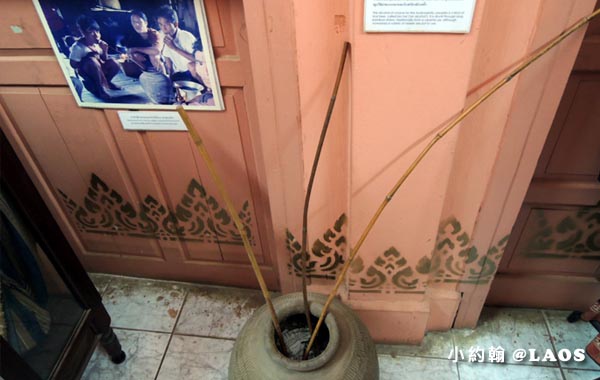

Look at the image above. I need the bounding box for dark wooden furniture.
[0,129,125,380]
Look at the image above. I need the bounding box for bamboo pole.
[300,41,351,334]
[178,107,288,356]
[304,8,600,358]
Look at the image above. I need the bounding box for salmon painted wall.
[345,0,489,342]
[0,0,594,344]
[287,1,351,294]
[289,0,488,341]
[347,0,486,293]
[288,0,595,342]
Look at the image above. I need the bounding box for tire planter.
[229,292,379,379]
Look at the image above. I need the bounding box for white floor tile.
[157,335,233,380]
[453,307,557,366]
[82,329,170,380]
[544,310,599,371]
[377,331,454,359]
[458,362,562,380]
[563,368,600,380]
[102,277,187,332]
[174,285,264,339]
[378,355,458,380]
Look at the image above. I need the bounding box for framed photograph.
[33,0,224,111]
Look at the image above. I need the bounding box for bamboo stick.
[304,8,600,358]
[300,41,351,335]
[178,107,288,356]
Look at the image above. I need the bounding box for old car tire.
[229,292,379,379]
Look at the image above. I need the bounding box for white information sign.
[118,111,187,131]
[364,0,477,33]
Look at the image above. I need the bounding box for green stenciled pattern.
[347,217,510,294]
[522,206,600,260]
[474,235,510,282]
[427,218,479,283]
[422,218,509,284]
[348,247,422,294]
[285,215,508,291]
[59,174,254,245]
[287,214,347,280]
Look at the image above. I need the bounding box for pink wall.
[0,0,594,344]
[288,0,595,342]
[290,0,351,293]
[347,0,485,297]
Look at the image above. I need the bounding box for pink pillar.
[289,0,595,342]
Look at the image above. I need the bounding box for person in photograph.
[69,15,121,101]
[120,10,173,105]
[186,39,214,106]
[156,5,197,80]
[122,10,165,78]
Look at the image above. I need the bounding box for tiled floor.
[83,274,600,380]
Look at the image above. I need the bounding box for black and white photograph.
[33,0,224,110]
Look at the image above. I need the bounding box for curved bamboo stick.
[300,41,351,334]
[178,107,288,356]
[304,8,600,358]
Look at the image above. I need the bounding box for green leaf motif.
[59,174,255,245]
[523,206,600,259]
[286,213,347,279]
[350,256,364,274]
[416,256,432,274]
[459,247,479,264]
[557,217,576,233]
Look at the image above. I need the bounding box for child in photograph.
[122,10,165,78]
[156,5,197,80]
[69,15,121,101]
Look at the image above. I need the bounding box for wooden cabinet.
[0,130,125,380]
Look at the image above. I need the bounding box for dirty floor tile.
[378,355,458,380]
[157,335,233,380]
[458,362,562,380]
[102,277,187,332]
[544,310,599,371]
[82,329,170,380]
[88,273,113,295]
[377,331,454,359]
[452,307,557,366]
[174,285,264,339]
[562,369,600,380]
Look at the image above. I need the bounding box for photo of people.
[34,0,224,110]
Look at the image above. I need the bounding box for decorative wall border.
[348,247,426,294]
[286,215,510,294]
[347,218,510,294]
[59,174,255,245]
[286,214,347,280]
[522,206,600,260]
